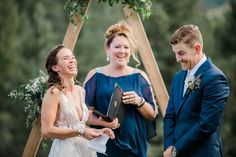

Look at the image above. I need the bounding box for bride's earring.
[106,54,110,62]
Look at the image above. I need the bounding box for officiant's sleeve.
[140,76,158,140]
[84,74,97,108]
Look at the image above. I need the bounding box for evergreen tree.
[0,0,66,156]
[214,0,236,156]
[0,0,26,156]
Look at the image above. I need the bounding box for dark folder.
[92,84,125,125]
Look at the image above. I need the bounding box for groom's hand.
[163,146,174,157]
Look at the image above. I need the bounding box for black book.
[91,84,125,125]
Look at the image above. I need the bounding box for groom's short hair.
[170,24,203,48]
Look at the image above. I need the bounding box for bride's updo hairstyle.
[104,21,140,67]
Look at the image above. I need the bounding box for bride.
[41,45,117,157]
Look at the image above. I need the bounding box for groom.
[163,24,230,157]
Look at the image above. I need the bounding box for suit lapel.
[176,90,188,114]
[175,71,187,114]
[176,58,212,114]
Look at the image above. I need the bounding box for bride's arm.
[41,87,80,140]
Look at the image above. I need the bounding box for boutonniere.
[185,74,202,95]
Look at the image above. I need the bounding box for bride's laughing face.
[53,48,78,78]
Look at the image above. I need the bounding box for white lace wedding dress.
[48,86,97,157]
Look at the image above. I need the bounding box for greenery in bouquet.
[8,70,48,128]
[65,0,153,24]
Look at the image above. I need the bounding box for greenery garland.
[65,0,153,24]
[8,70,48,128]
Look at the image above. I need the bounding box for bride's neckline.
[61,87,84,121]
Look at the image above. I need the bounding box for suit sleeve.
[175,71,230,153]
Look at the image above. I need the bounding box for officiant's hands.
[96,116,120,130]
[122,91,142,106]
[104,117,120,130]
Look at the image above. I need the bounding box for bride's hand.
[99,128,115,139]
[83,127,101,140]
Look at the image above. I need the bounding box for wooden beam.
[22,119,42,157]
[123,7,169,117]
[62,0,91,51]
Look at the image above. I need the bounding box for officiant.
[84,21,158,157]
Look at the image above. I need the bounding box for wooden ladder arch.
[22,0,169,156]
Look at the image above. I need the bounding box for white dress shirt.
[183,54,207,96]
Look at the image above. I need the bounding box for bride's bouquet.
[8,70,48,128]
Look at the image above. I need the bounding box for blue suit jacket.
[164,58,230,157]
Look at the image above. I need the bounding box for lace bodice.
[55,86,89,128]
[48,86,97,157]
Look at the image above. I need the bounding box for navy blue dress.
[84,71,157,157]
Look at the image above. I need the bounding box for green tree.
[0,0,26,156]
[213,0,236,156]
[0,0,67,156]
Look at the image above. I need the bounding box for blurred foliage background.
[0,0,235,156]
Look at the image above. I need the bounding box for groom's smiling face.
[172,42,201,71]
